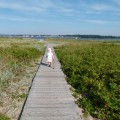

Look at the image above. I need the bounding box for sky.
[0,0,120,35]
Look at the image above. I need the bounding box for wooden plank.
[20,44,81,120]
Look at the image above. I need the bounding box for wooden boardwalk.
[20,44,81,120]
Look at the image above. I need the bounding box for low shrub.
[55,42,120,120]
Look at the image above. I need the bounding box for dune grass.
[0,37,44,119]
[0,113,10,120]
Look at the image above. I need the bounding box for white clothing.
[46,52,54,62]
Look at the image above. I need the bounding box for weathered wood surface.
[20,43,81,120]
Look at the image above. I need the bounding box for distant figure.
[46,48,54,67]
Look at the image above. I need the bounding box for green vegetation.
[57,34,120,39]
[0,37,44,119]
[0,113,10,120]
[55,40,120,120]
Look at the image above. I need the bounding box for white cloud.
[89,4,111,11]
[0,0,120,24]
[88,20,106,24]
[0,1,49,13]
[0,0,75,17]
[113,0,120,5]
[59,8,74,13]
[82,19,120,24]
[0,14,44,22]
[79,1,118,13]
[83,19,107,24]
[56,8,74,16]
[85,10,101,14]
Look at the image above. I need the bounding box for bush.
[11,47,42,63]
[55,42,120,120]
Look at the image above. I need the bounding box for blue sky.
[0,0,120,35]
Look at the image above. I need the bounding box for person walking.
[46,48,54,68]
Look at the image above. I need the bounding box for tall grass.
[0,38,44,119]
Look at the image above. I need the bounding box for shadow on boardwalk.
[41,62,48,66]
